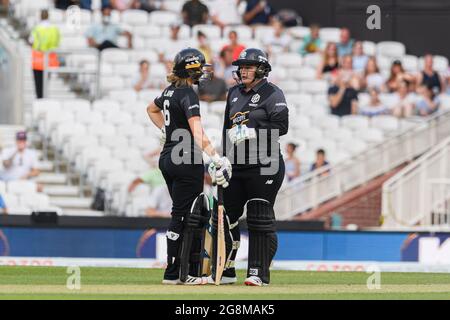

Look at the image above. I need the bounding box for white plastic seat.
[116,124,145,137]
[275,53,303,67]
[277,81,299,93]
[101,48,130,64]
[290,66,316,81]
[324,127,353,143]
[133,25,161,38]
[76,110,103,126]
[254,25,275,41]
[59,36,87,50]
[20,193,50,210]
[370,115,399,132]
[285,93,313,108]
[105,111,133,126]
[7,181,37,195]
[290,115,311,130]
[308,138,337,153]
[327,151,351,164]
[40,112,75,137]
[129,49,159,63]
[0,181,5,194]
[401,55,419,73]
[62,99,91,114]
[100,135,129,149]
[63,135,98,160]
[341,115,370,130]
[77,147,111,173]
[32,99,61,121]
[223,25,253,40]
[113,63,140,77]
[339,139,368,155]
[138,89,162,102]
[121,9,148,26]
[92,99,121,114]
[377,41,406,58]
[89,159,124,186]
[111,147,142,162]
[355,128,384,143]
[192,24,222,39]
[52,123,87,146]
[101,76,125,91]
[319,27,340,43]
[149,11,179,26]
[295,127,323,141]
[299,80,328,94]
[48,9,64,23]
[315,114,341,130]
[1,193,19,208]
[87,123,116,137]
[288,26,310,39]
[362,41,376,56]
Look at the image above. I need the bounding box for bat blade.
[215,186,226,285]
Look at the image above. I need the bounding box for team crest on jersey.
[251,94,260,104]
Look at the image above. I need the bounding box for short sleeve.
[154,94,164,110]
[180,89,201,119]
[328,85,339,95]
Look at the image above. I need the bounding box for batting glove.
[208,162,217,186]
[159,127,166,146]
[227,124,256,145]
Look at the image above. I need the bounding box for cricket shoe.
[206,275,237,285]
[162,276,207,285]
[162,278,181,285]
[244,276,268,287]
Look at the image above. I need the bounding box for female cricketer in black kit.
[209,48,289,286]
[147,48,232,285]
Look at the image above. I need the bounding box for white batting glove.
[211,154,232,188]
[227,124,256,145]
[208,162,217,186]
[159,127,166,146]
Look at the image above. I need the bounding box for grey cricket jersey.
[222,79,289,168]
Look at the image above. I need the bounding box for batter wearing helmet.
[147,48,232,285]
[208,48,289,286]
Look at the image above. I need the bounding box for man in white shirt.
[0,132,40,182]
[209,0,242,29]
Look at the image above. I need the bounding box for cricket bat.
[215,186,226,285]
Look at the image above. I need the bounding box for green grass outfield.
[0,266,450,300]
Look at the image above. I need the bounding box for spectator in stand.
[328,73,358,116]
[337,55,362,90]
[352,41,368,73]
[263,19,291,56]
[243,0,275,26]
[54,0,79,9]
[392,80,416,118]
[310,149,330,176]
[222,30,246,61]
[362,56,386,92]
[86,5,133,51]
[317,42,339,79]
[298,23,322,56]
[110,0,135,11]
[386,60,415,93]
[415,84,440,116]
[359,88,389,117]
[210,0,242,30]
[127,168,171,217]
[284,143,300,182]
[133,60,155,92]
[182,0,209,27]
[0,194,7,214]
[158,23,186,63]
[197,31,212,64]
[337,28,354,57]
[215,47,237,87]
[0,132,40,182]
[417,54,445,95]
[198,65,227,102]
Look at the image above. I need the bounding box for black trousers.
[33,69,44,99]
[97,40,118,52]
[223,158,285,224]
[159,153,204,279]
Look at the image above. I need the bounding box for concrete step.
[43,185,80,197]
[36,160,54,172]
[36,173,68,184]
[49,196,92,209]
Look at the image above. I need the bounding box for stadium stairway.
[29,131,101,216]
[295,164,407,229]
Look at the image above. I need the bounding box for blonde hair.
[166,72,192,87]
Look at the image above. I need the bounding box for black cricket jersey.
[154,84,203,162]
[223,79,289,167]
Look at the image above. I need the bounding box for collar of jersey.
[239,78,268,94]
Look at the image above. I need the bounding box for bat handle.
[217,185,223,206]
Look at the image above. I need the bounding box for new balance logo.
[249,268,258,276]
[232,97,238,103]
[265,180,273,185]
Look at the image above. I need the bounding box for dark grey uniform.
[220,78,289,284]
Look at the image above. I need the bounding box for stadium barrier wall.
[0,24,23,124]
[1,216,449,264]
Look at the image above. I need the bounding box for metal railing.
[42,48,100,99]
[382,135,450,228]
[275,110,450,220]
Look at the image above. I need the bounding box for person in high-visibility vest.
[30,10,60,99]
